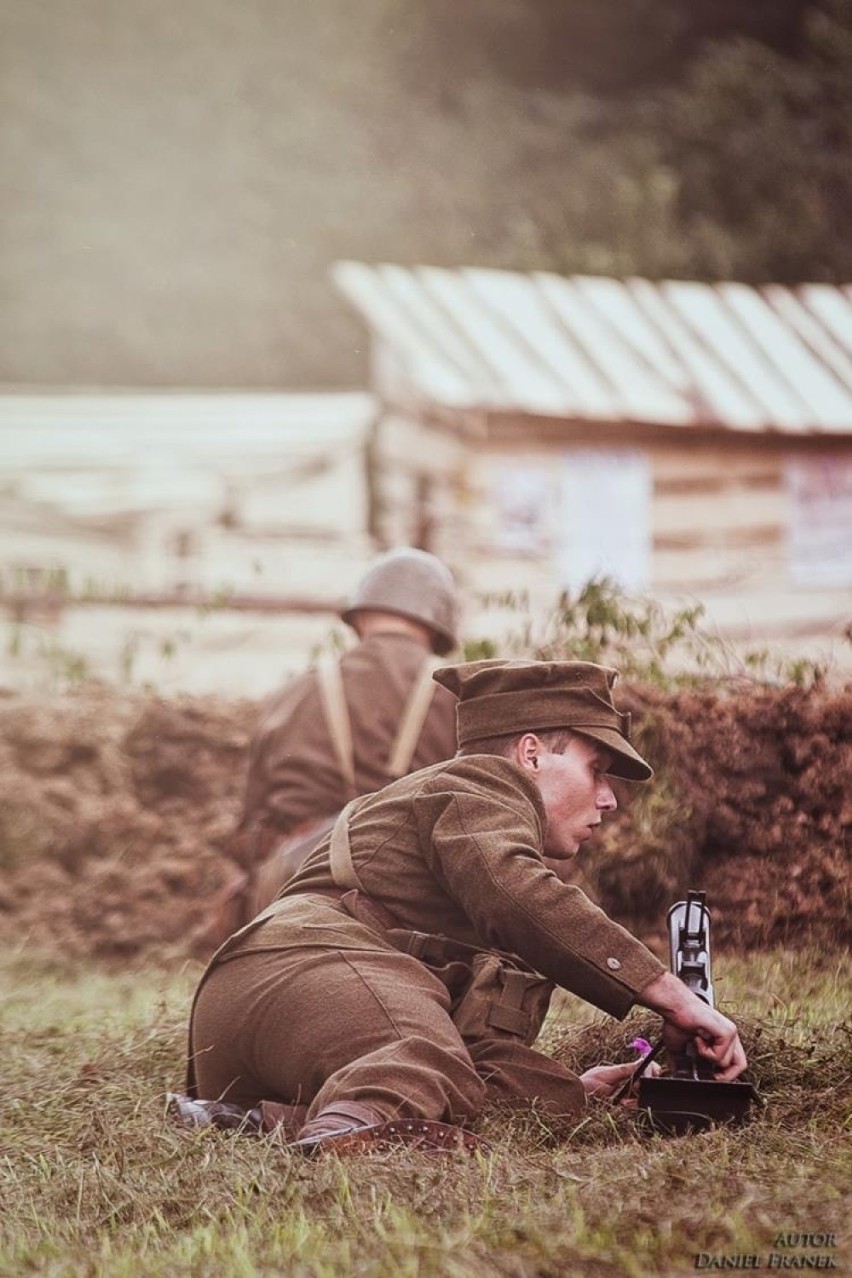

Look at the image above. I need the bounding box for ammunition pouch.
[331,889,553,1047]
[450,951,553,1048]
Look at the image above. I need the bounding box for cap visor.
[573,727,653,782]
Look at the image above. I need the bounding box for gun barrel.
[639,888,758,1133]
[667,890,714,1007]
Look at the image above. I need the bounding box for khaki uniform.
[213,632,458,934]
[190,755,665,1128]
[241,632,455,836]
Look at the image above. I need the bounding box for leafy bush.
[467,577,834,689]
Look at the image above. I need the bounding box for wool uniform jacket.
[239,631,458,840]
[278,753,664,1017]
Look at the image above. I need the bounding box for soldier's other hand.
[580,1060,660,1106]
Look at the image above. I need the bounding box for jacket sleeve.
[413,761,665,1019]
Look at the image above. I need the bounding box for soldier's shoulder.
[417,753,540,807]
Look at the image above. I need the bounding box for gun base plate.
[638,1077,757,1136]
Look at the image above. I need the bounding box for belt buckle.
[406,931,432,959]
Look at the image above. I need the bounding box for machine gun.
[635,890,758,1134]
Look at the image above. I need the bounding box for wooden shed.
[334,262,852,664]
[0,391,378,693]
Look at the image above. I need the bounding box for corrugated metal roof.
[333,263,852,434]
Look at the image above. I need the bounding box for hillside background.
[3,0,851,388]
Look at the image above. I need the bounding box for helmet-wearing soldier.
[340,547,458,657]
[203,548,462,948]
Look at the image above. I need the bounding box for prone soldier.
[187,657,747,1150]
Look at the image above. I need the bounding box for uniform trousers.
[189,896,586,1128]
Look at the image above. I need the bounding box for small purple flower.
[631,1037,653,1057]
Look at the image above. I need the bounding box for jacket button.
[606,957,621,971]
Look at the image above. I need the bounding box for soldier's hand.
[580,1059,661,1105]
[639,971,748,1081]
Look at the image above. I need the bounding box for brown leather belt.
[307,886,526,970]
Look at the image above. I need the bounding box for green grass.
[1,945,849,1277]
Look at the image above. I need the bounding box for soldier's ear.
[514,733,541,773]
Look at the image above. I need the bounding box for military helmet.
[341,548,460,655]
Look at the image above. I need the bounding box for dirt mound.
[0,686,255,958]
[0,680,848,959]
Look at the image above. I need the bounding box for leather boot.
[167,1092,262,1134]
[258,1100,309,1138]
[291,1100,385,1152]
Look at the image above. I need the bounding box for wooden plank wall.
[0,394,376,601]
[450,436,851,663]
[651,444,786,594]
[460,438,791,595]
[372,411,468,561]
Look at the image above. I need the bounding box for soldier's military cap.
[433,658,652,781]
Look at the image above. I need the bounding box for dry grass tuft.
[2,944,849,1276]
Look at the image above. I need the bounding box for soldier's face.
[530,735,617,859]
